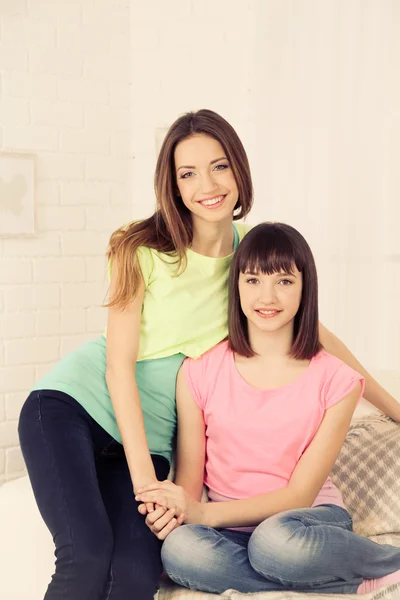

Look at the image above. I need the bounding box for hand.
[391,407,400,423]
[135,480,204,524]
[137,502,164,516]
[144,504,185,540]
[134,477,159,515]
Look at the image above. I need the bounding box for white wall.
[0,0,133,483]
[131,0,400,403]
[130,0,258,216]
[250,0,400,398]
[1,0,399,481]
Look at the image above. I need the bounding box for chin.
[196,208,235,223]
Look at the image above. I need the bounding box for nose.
[199,171,218,196]
[258,281,278,305]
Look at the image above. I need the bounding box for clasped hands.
[135,480,204,540]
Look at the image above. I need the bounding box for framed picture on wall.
[0,152,35,237]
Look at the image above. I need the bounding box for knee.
[111,548,163,600]
[112,557,161,600]
[248,514,313,583]
[161,525,214,584]
[57,536,113,586]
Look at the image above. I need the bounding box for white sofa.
[1,414,400,600]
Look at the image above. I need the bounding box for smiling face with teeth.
[238,268,303,340]
[174,134,239,226]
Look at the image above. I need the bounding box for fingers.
[145,506,186,541]
[157,512,185,540]
[136,491,167,506]
[154,515,179,540]
[146,507,175,531]
[136,491,185,519]
[150,510,185,541]
[138,502,167,517]
[137,503,147,515]
[146,502,155,513]
[145,505,168,524]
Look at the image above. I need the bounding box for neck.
[247,322,294,360]
[190,216,234,258]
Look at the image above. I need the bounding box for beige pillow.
[331,414,400,537]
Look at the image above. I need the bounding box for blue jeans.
[18,390,170,600]
[162,504,400,595]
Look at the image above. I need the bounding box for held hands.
[136,480,204,540]
[140,504,185,540]
[133,477,160,515]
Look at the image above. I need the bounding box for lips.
[197,194,226,208]
[255,309,282,319]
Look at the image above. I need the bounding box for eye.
[245,277,259,284]
[214,163,229,171]
[278,279,293,285]
[180,171,195,179]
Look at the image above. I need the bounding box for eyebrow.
[244,271,297,277]
[176,156,228,172]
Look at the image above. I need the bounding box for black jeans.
[18,390,170,600]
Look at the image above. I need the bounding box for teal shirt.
[33,223,251,462]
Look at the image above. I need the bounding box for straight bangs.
[237,226,305,278]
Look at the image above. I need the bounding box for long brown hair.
[228,223,322,360]
[106,109,253,308]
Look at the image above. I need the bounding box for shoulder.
[234,221,253,241]
[183,341,231,400]
[111,244,156,287]
[312,350,364,409]
[313,350,359,379]
[185,340,230,373]
[201,339,231,366]
[137,245,181,284]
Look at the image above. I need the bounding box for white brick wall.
[1,0,399,486]
[0,0,132,484]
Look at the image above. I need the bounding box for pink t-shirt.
[183,341,364,512]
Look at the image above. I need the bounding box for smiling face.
[238,267,303,336]
[174,134,239,226]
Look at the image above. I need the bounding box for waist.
[208,476,342,504]
[207,478,344,532]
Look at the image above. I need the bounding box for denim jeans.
[18,390,170,600]
[162,504,400,595]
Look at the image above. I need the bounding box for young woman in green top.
[18,109,400,600]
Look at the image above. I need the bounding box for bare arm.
[138,365,206,539]
[105,260,155,493]
[201,383,360,529]
[174,366,206,501]
[319,323,400,422]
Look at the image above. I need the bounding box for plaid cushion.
[159,580,400,599]
[331,413,400,537]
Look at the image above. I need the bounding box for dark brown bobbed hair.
[106,109,253,308]
[228,222,322,360]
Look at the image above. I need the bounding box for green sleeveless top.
[33,223,251,461]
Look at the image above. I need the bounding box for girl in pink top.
[136,223,400,596]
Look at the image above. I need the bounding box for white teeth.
[258,310,278,315]
[200,195,224,206]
